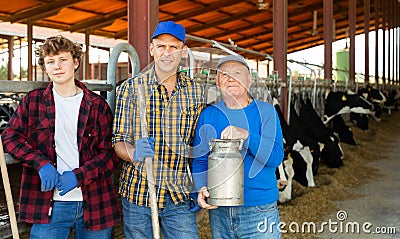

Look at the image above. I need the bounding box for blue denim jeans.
[209,201,281,239]
[121,193,199,239]
[30,201,112,239]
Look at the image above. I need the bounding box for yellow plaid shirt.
[113,68,205,208]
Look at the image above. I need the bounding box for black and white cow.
[323,90,370,143]
[383,89,400,113]
[299,98,344,168]
[324,90,373,124]
[274,91,350,203]
[289,102,320,177]
[274,103,316,203]
[0,104,13,133]
[350,112,369,130]
[331,114,357,145]
[274,103,316,191]
[358,84,386,120]
[0,94,20,133]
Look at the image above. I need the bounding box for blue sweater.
[192,99,284,206]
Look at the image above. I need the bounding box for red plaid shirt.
[1,81,120,230]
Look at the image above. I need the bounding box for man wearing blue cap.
[192,54,284,238]
[113,21,204,239]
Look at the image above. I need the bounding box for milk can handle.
[238,139,244,150]
[209,139,216,152]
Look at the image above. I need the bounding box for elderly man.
[192,55,284,238]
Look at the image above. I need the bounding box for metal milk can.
[207,138,244,206]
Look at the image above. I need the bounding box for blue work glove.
[134,137,155,162]
[189,192,201,213]
[56,171,78,196]
[38,163,60,192]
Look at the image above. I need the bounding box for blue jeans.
[30,201,112,239]
[209,201,281,239]
[121,194,199,239]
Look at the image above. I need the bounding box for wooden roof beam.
[114,30,128,39]
[231,9,366,51]
[204,19,273,40]
[188,13,319,49]
[10,0,82,23]
[185,1,322,35]
[186,9,261,33]
[257,20,368,54]
[33,21,71,32]
[221,20,311,49]
[71,8,127,32]
[159,0,178,5]
[85,20,117,33]
[287,27,366,54]
[161,0,245,22]
[25,9,61,22]
[88,30,116,39]
[187,1,321,39]
[228,18,359,54]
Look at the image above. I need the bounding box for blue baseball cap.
[152,21,186,44]
[217,55,250,72]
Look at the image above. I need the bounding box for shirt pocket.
[82,125,99,154]
[179,109,197,145]
[27,118,51,147]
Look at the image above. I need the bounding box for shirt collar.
[146,66,190,88]
[44,79,87,96]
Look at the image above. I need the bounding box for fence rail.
[0,81,112,93]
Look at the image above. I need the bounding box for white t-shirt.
[52,88,84,201]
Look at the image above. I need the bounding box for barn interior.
[0,0,400,238]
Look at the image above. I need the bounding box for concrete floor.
[318,137,400,239]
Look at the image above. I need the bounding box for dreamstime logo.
[258,210,397,235]
[336,210,348,221]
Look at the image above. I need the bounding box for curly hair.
[36,35,83,71]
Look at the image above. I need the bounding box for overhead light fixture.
[311,10,318,36]
[228,38,237,48]
[333,19,336,39]
[257,0,269,10]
